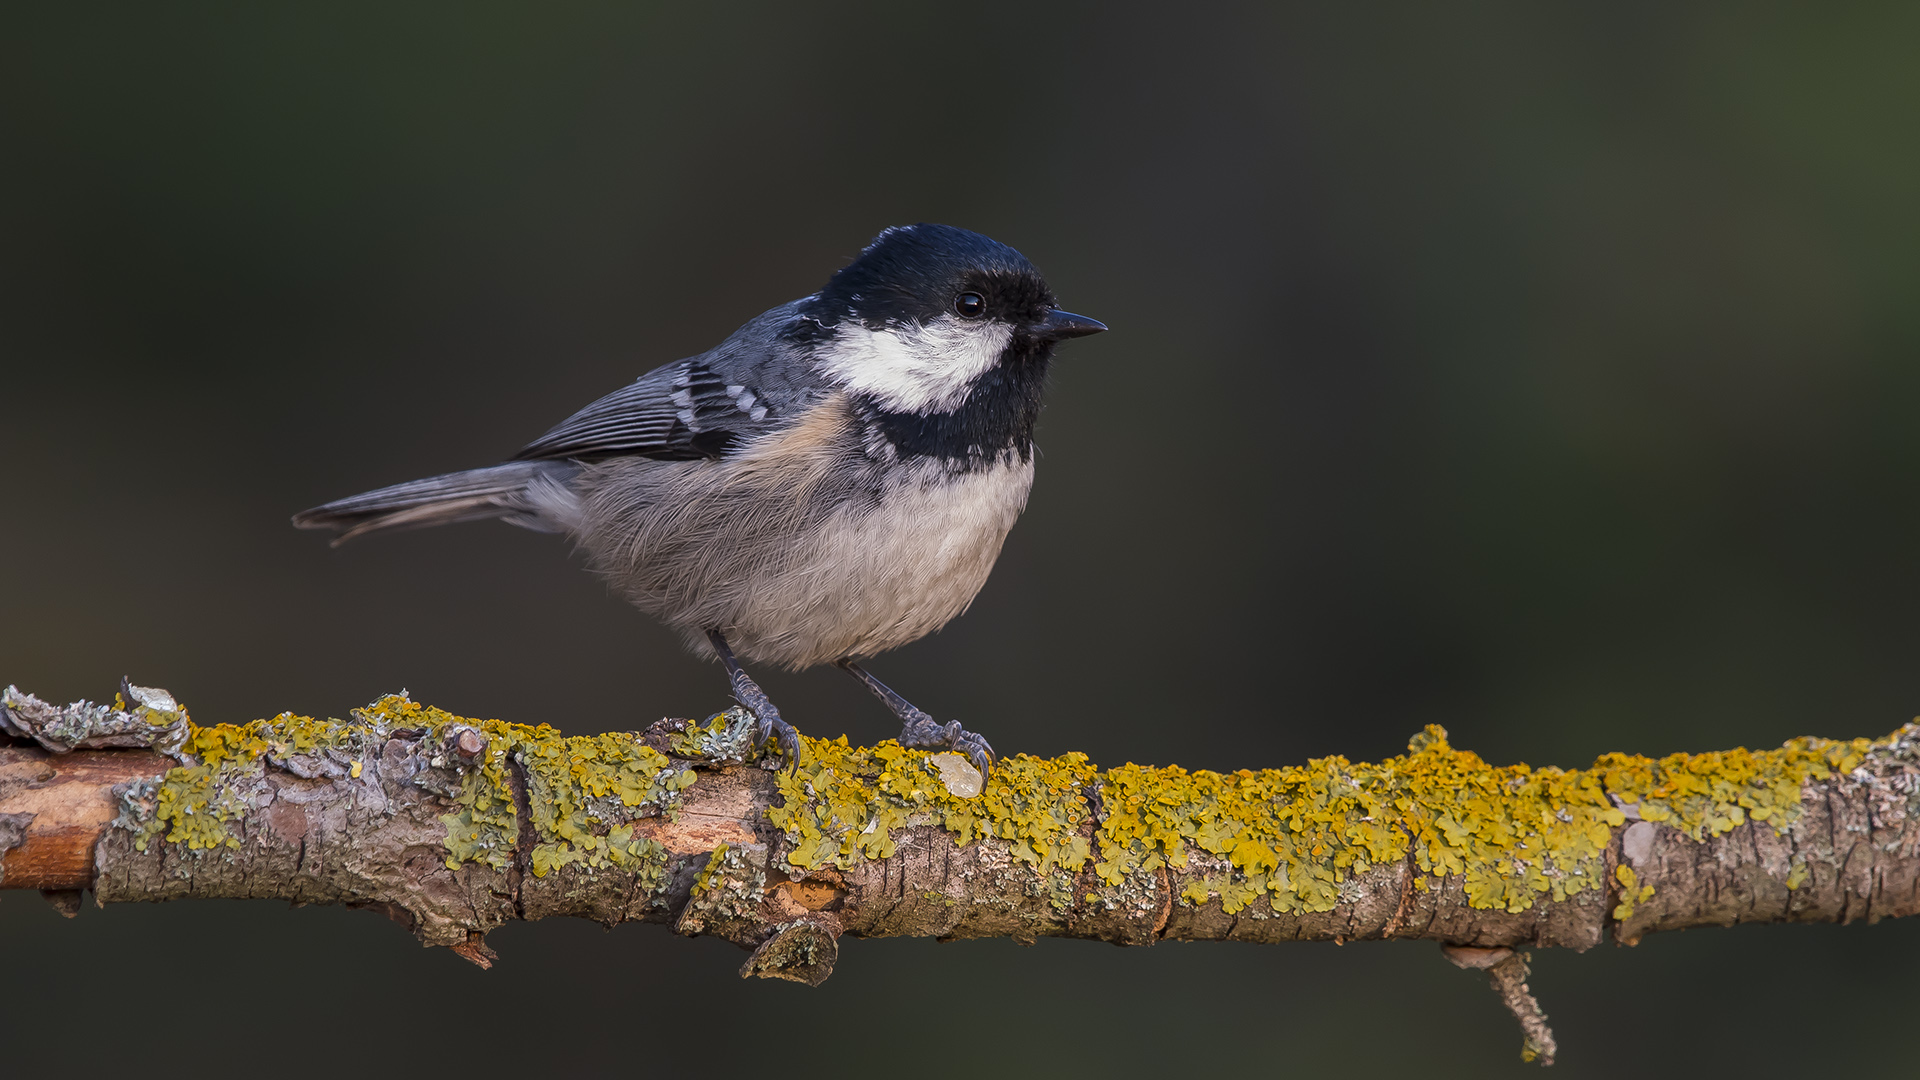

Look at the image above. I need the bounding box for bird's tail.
[292,461,582,547]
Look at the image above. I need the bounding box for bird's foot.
[897,716,994,781]
[710,628,801,770]
[834,657,994,779]
[727,673,801,770]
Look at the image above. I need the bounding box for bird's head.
[795,224,1105,416]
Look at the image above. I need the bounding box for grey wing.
[514,358,781,462]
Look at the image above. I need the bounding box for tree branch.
[5,681,1917,1065]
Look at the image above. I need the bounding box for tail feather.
[292,462,580,547]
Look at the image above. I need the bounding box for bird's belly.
[724,456,1034,668]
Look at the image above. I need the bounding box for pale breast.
[724,456,1035,667]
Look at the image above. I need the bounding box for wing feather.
[514,359,776,462]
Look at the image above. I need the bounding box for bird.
[293,224,1106,777]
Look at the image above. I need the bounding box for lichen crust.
[95,687,1893,921]
[112,694,695,882]
[352,695,695,877]
[766,722,1885,917]
[767,737,1097,874]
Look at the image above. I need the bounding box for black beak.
[1032,308,1108,341]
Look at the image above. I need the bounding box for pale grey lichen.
[1,682,191,757]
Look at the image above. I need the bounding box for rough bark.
[4,681,1918,1063]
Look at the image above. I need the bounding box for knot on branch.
[741,916,843,986]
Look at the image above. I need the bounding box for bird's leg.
[707,629,801,768]
[835,659,994,779]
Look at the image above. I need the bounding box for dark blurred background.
[4,3,1917,1075]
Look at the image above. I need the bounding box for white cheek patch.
[814,315,1014,414]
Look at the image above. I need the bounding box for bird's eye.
[954,292,986,318]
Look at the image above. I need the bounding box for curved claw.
[770,718,803,772]
[898,717,996,782]
[739,697,801,771]
[953,730,995,782]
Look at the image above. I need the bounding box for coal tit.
[294,224,1106,775]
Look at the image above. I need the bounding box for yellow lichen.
[1785,858,1810,891]
[357,694,694,874]
[693,844,733,897]
[138,763,245,851]
[767,721,1885,917]
[117,693,1893,922]
[517,727,695,877]
[1612,865,1655,920]
[131,708,374,852]
[766,736,1096,874]
[1082,724,1873,916]
[125,695,693,878]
